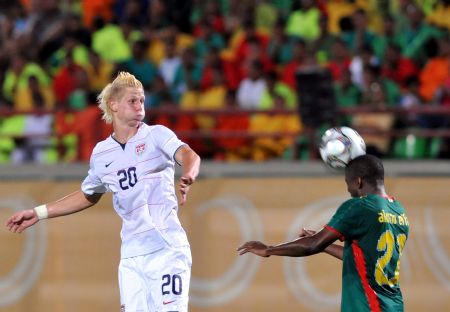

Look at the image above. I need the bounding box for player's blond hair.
[97,71,143,124]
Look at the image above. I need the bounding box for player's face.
[113,87,145,126]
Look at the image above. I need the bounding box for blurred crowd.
[0,0,449,163]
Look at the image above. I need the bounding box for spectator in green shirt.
[193,19,226,60]
[260,71,297,110]
[340,8,379,54]
[267,18,295,66]
[2,54,50,102]
[334,68,362,126]
[312,14,339,64]
[362,64,401,107]
[285,0,321,41]
[92,18,141,63]
[372,14,407,61]
[119,39,158,88]
[402,3,445,65]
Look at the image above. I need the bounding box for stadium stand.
[0,0,449,163]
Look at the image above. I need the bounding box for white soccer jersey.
[81,123,190,259]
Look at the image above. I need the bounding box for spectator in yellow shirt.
[14,76,54,112]
[84,50,114,94]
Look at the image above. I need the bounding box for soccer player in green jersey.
[238,154,409,312]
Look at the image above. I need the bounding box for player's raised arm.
[6,190,102,233]
[175,145,201,205]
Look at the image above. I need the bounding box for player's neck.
[361,184,387,198]
[373,185,387,197]
[112,122,140,144]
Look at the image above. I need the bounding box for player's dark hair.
[345,154,384,186]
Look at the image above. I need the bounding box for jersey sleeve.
[81,158,107,195]
[151,125,186,164]
[326,198,367,241]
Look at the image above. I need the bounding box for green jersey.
[326,194,409,312]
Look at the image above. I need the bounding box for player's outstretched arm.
[238,227,340,258]
[299,228,343,260]
[6,190,102,234]
[175,145,201,205]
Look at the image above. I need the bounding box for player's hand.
[237,241,270,257]
[179,176,194,205]
[298,228,316,238]
[6,209,39,233]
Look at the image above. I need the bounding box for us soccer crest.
[135,143,146,156]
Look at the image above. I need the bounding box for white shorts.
[118,246,192,312]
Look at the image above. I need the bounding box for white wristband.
[34,205,48,220]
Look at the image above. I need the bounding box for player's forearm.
[44,190,101,218]
[266,237,323,257]
[323,244,343,260]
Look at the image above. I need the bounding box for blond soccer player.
[6,72,201,312]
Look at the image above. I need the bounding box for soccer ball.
[319,127,366,169]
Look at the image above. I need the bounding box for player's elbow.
[177,146,201,170]
[192,150,201,167]
[188,151,201,178]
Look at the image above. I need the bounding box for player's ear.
[357,177,363,189]
[109,100,118,112]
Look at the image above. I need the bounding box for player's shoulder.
[147,123,172,133]
[134,123,169,135]
[344,195,395,216]
[91,136,119,159]
[335,197,366,216]
[340,197,361,208]
[342,195,382,209]
[146,124,177,138]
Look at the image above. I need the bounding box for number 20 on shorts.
[162,274,183,296]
